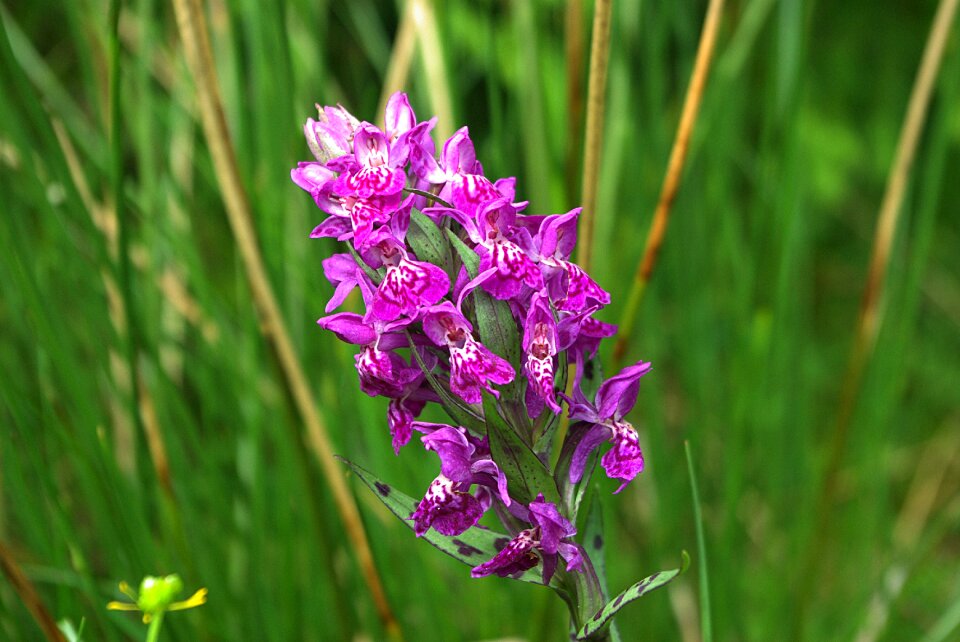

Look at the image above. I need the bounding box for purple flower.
[410,475,487,537]
[333,124,408,199]
[410,424,510,536]
[303,103,360,164]
[567,361,653,493]
[361,229,450,322]
[534,208,610,312]
[471,494,581,584]
[422,302,515,404]
[522,293,561,414]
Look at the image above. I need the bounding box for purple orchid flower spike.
[567,360,653,493]
[471,494,581,584]
[410,423,510,536]
[422,302,515,404]
[522,293,561,414]
[360,227,450,322]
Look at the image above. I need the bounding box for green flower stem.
[145,612,165,642]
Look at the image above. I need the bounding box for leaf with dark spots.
[337,455,543,585]
[452,539,483,557]
[576,552,689,640]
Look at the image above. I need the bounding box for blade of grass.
[796,0,960,631]
[0,541,67,642]
[564,0,585,201]
[684,440,712,642]
[411,0,453,141]
[167,0,402,637]
[575,0,611,273]
[377,0,416,124]
[612,0,726,368]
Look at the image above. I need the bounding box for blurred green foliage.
[1,0,958,640]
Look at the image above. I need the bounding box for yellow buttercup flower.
[107,574,207,624]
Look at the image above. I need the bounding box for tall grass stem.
[168,0,402,637]
[575,0,611,273]
[0,541,67,642]
[612,0,725,368]
[411,0,453,141]
[797,0,959,629]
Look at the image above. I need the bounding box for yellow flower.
[107,575,207,623]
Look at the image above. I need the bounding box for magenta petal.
[421,301,473,346]
[557,261,610,312]
[471,530,539,579]
[528,495,576,555]
[537,208,581,260]
[568,423,612,485]
[317,312,377,345]
[387,398,419,455]
[384,92,416,140]
[478,240,543,300]
[411,476,484,537]
[422,425,476,481]
[310,216,352,240]
[594,360,653,421]
[353,123,390,168]
[449,337,515,404]
[371,259,450,321]
[335,166,406,199]
[600,421,644,493]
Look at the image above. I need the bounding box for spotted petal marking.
[371,259,450,321]
[470,529,539,579]
[557,261,611,312]
[336,166,406,199]
[411,476,485,537]
[601,420,645,494]
[448,173,502,219]
[479,240,544,300]
[449,337,515,404]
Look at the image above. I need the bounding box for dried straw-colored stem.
[410,0,453,141]
[575,0,612,273]
[0,541,66,642]
[564,0,585,200]
[168,0,401,637]
[377,0,417,125]
[796,0,959,631]
[612,0,725,367]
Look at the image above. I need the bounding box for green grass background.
[2,0,959,640]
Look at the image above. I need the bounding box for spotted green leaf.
[338,456,543,585]
[576,552,690,640]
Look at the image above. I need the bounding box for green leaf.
[446,228,480,278]
[582,493,621,642]
[338,456,543,585]
[576,552,690,641]
[483,392,560,506]
[407,210,454,281]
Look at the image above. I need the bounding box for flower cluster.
[293,93,651,584]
